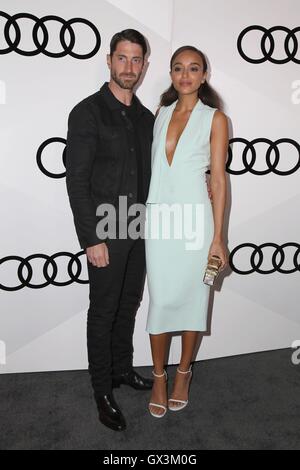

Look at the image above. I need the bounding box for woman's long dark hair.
[160,46,223,110]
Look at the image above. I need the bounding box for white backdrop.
[0,0,299,374]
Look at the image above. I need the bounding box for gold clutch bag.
[203,255,222,285]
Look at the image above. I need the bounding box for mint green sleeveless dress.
[145,98,217,334]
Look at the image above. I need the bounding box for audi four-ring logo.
[0,252,88,291]
[227,138,300,175]
[36,137,300,178]
[37,137,67,178]
[1,244,299,290]
[0,11,101,59]
[229,243,300,275]
[237,25,300,64]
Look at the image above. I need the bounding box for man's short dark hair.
[110,29,147,58]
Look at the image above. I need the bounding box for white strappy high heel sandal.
[148,369,168,418]
[168,366,192,411]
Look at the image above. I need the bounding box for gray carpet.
[0,348,299,450]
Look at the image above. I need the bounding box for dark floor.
[0,348,299,450]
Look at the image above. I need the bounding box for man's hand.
[206,173,213,204]
[86,242,109,268]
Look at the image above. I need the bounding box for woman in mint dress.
[145,46,229,418]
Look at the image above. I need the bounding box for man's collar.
[99,81,145,115]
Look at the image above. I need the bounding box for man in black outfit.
[65,29,154,432]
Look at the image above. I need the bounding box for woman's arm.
[208,110,229,267]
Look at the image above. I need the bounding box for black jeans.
[86,233,146,400]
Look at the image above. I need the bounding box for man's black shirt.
[114,94,144,204]
[66,82,154,249]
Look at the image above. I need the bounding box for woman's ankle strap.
[152,369,167,378]
[177,365,192,374]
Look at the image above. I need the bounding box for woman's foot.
[168,365,192,411]
[148,370,168,418]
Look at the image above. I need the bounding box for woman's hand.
[208,239,228,271]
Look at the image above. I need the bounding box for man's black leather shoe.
[96,393,126,431]
[112,369,153,390]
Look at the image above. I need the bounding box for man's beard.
[111,70,141,90]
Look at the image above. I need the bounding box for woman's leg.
[148,332,170,416]
[169,331,199,408]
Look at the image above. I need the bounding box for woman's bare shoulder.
[211,109,228,129]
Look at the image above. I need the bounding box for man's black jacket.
[65,82,155,249]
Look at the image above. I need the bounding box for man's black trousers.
[86,234,146,400]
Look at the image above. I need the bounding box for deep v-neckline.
[164,99,199,168]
